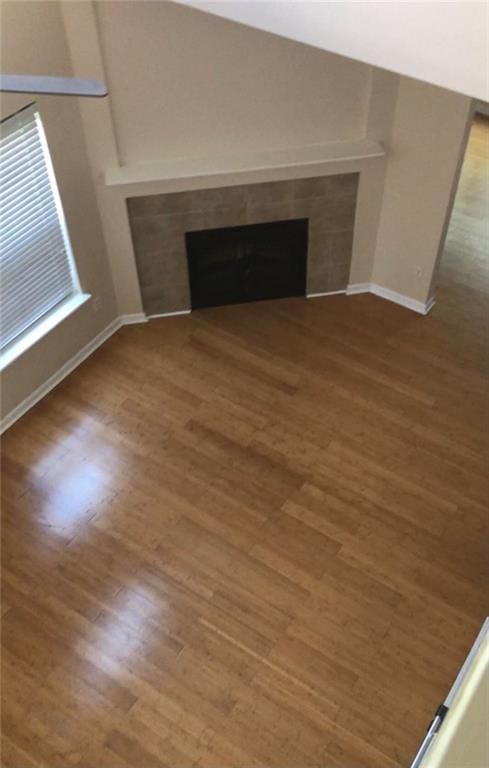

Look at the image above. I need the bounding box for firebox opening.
[185,218,308,309]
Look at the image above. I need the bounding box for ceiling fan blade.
[0,74,108,98]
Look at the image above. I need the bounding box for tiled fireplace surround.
[127,172,359,316]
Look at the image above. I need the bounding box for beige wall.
[94,0,371,165]
[372,77,472,303]
[0,0,117,420]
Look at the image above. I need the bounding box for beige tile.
[327,262,351,291]
[331,196,357,232]
[137,248,188,290]
[330,231,354,265]
[200,207,247,230]
[143,281,190,316]
[307,265,329,295]
[308,236,331,268]
[160,249,188,284]
[307,206,338,237]
[244,180,294,204]
[330,172,359,198]
[165,255,189,285]
[127,193,191,217]
[130,212,206,254]
[136,260,164,287]
[308,257,330,282]
[127,195,155,218]
[129,215,165,254]
[247,201,293,225]
[292,176,332,200]
[129,216,168,254]
[307,235,331,295]
[290,200,313,220]
[186,186,248,211]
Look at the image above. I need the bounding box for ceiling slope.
[176,0,489,101]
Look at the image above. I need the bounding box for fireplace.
[126,173,359,315]
[185,218,308,309]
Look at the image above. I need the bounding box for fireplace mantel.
[98,138,387,320]
[105,138,384,194]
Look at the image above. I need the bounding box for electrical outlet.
[93,296,101,313]
[415,267,424,279]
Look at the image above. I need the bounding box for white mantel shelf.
[105,138,385,193]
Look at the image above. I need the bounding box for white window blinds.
[0,104,80,352]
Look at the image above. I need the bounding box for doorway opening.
[430,106,489,308]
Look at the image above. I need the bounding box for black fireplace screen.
[185,218,308,309]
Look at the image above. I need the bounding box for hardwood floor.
[1,117,488,768]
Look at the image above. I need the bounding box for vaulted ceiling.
[177,1,488,101]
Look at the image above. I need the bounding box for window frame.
[0,103,89,371]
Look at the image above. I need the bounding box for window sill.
[0,293,91,372]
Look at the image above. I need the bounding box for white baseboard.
[347,282,435,315]
[370,284,435,315]
[147,309,191,319]
[0,318,121,434]
[119,313,148,325]
[424,296,436,315]
[307,290,346,298]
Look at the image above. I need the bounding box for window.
[0,104,85,365]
